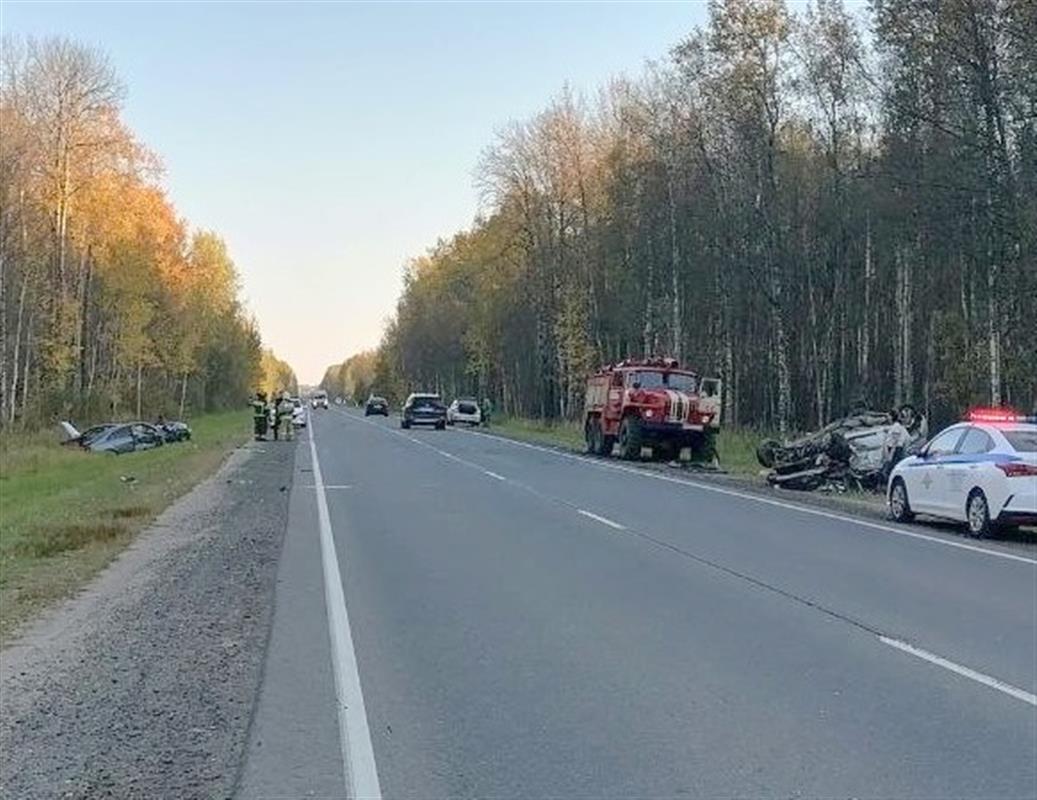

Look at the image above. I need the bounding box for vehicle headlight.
[644,409,654,418]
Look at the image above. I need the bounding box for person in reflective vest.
[277,392,295,441]
[251,392,269,440]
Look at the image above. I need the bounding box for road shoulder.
[0,439,295,799]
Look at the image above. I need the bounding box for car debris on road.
[757,405,928,492]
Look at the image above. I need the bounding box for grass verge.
[0,411,249,642]
[491,416,768,477]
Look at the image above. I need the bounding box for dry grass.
[0,411,247,641]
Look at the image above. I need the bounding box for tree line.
[0,36,294,429]
[335,0,1035,433]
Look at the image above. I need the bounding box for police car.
[887,410,1037,538]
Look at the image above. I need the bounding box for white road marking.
[308,426,382,800]
[458,429,1037,566]
[335,409,1037,706]
[577,509,626,530]
[879,636,1037,707]
[483,470,506,481]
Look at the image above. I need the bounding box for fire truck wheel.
[618,416,644,460]
[688,431,717,463]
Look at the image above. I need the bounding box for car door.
[907,426,966,516]
[944,426,996,522]
[102,426,136,454]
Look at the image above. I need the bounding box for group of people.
[251,391,300,441]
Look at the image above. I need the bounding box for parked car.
[365,395,389,416]
[447,397,482,426]
[888,410,1037,538]
[72,422,166,454]
[401,393,446,429]
[292,397,307,427]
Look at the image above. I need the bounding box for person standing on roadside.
[481,397,492,427]
[251,392,268,440]
[277,392,295,441]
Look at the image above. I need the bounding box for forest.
[328,0,1036,434]
[0,37,295,430]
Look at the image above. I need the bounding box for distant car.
[79,422,166,454]
[401,393,446,429]
[365,395,389,416]
[291,398,307,427]
[311,391,328,410]
[447,397,482,426]
[888,411,1037,538]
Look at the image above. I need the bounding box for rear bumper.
[451,412,481,423]
[997,493,1037,525]
[406,414,445,425]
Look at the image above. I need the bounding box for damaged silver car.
[757,405,928,491]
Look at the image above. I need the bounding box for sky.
[3,1,708,384]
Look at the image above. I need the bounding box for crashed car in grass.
[60,421,167,454]
[756,405,928,491]
[157,420,192,442]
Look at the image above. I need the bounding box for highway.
[239,407,1037,799]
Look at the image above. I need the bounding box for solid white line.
[458,429,1037,566]
[308,427,382,800]
[879,636,1037,707]
[577,509,627,530]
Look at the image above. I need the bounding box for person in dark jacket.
[252,392,269,440]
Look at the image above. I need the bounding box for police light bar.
[966,407,1037,424]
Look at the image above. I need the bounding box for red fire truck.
[583,358,721,461]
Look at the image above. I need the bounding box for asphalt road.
[241,407,1037,799]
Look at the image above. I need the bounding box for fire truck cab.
[583,358,721,461]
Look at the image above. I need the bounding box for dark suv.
[401,393,446,429]
[365,395,389,416]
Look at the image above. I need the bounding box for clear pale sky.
[3,1,708,384]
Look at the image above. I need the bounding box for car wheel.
[966,489,993,539]
[618,416,643,461]
[401,420,410,429]
[889,478,914,523]
[435,420,446,430]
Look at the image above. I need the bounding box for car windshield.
[1002,428,1037,453]
[627,371,697,392]
[81,425,116,443]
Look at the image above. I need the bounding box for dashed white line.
[577,509,626,530]
[458,429,1036,566]
[880,636,1037,707]
[308,426,382,799]
[483,470,506,481]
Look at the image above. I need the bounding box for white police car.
[888,410,1037,538]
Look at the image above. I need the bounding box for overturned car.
[757,405,928,491]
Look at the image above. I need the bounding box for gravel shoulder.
[0,439,296,800]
